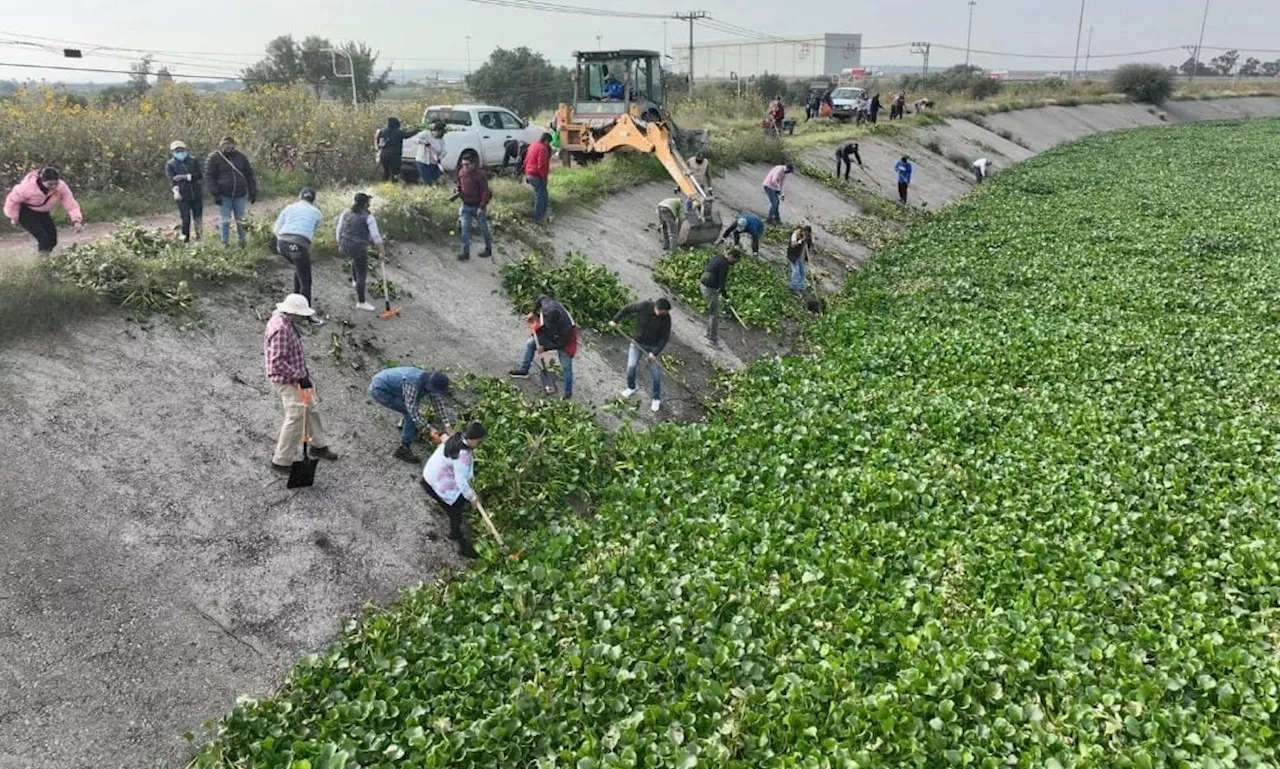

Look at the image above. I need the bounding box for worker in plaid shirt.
[264,293,338,471]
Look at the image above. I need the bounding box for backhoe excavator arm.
[589,115,709,203]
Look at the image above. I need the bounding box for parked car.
[392,104,549,179]
[828,87,866,122]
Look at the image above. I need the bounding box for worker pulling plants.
[762,162,793,225]
[835,140,863,181]
[509,294,579,400]
[700,247,741,346]
[717,214,764,256]
[368,367,454,464]
[165,140,203,242]
[263,293,338,473]
[787,225,813,294]
[610,298,673,413]
[274,188,325,326]
[972,157,992,184]
[422,421,488,558]
[3,166,83,254]
[336,192,386,312]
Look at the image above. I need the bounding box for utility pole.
[596,33,603,50]
[910,41,931,78]
[673,11,707,89]
[1191,0,1210,83]
[1084,26,1094,77]
[965,0,977,67]
[1070,0,1085,81]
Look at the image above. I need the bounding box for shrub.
[1111,63,1175,104]
[499,252,634,333]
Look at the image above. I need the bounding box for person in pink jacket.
[4,167,83,254]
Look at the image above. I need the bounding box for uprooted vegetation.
[190,118,1280,767]
[499,252,635,333]
[654,247,803,333]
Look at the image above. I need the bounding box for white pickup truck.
[396,104,549,179]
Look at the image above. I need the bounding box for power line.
[462,0,670,19]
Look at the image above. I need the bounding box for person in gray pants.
[699,247,741,345]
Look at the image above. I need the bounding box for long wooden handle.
[474,501,505,548]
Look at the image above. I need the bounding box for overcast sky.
[2,0,1277,83]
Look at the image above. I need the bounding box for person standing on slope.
[762,162,793,225]
[610,298,672,413]
[274,188,325,326]
[336,192,386,312]
[509,294,578,400]
[165,140,203,242]
[524,132,553,224]
[375,117,420,182]
[454,157,493,261]
[700,247,741,346]
[687,150,712,192]
[264,293,338,473]
[3,167,82,254]
[205,136,257,247]
[422,421,488,559]
[414,122,448,185]
[787,225,813,294]
[894,156,914,205]
[368,367,454,463]
[657,196,690,253]
[835,141,862,181]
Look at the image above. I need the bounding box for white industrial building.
[675,33,862,80]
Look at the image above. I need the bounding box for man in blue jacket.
[895,156,913,205]
[274,188,325,326]
[368,367,454,463]
[717,213,764,256]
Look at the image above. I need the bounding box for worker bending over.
[972,157,992,183]
[422,422,488,558]
[510,295,579,400]
[718,214,764,256]
[657,196,691,253]
[368,367,454,464]
[610,298,672,413]
[835,141,862,181]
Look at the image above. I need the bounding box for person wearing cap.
[972,156,992,184]
[422,421,488,558]
[204,136,257,247]
[699,247,741,345]
[368,366,455,463]
[687,150,711,192]
[716,213,764,256]
[414,122,447,185]
[264,293,338,472]
[274,188,325,326]
[164,140,204,242]
[4,166,83,254]
[336,192,386,312]
[610,298,672,413]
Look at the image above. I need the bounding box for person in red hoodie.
[4,167,83,254]
[523,132,552,224]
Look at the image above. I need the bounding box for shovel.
[287,393,318,488]
[377,249,400,319]
[537,355,558,395]
[474,501,505,548]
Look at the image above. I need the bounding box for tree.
[1209,49,1239,76]
[466,47,572,117]
[243,35,391,101]
[98,56,152,105]
[128,55,153,90]
[1179,57,1213,77]
[755,72,786,101]
[155,67,174,86]
[1111,63,1175,104]
[1263,60,1280,78]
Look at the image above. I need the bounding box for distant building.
[675,33,862,81]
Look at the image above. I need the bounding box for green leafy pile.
[499,252,634,332]
[196,119,1280,767]
[654,247,800,332]
[45,222,265,313]
[827,214,902,251]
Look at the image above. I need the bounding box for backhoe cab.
[555,50,721,248]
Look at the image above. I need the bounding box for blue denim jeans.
[417,162,442,185]
[218,196,248,246]
[520,336,573,395]
[764,186,781,221]
[370,381,418,446]
[789,258,807,291]
[529,177,549,222]
[459,204,492,254]
[626,342,662,400]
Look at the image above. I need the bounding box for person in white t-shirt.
[972,157,992,183]
[415,122,448,185]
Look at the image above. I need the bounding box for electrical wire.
[463,0,671,19]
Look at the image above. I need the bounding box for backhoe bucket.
[682,216,722,247]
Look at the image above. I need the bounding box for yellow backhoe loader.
[554,50,722,247]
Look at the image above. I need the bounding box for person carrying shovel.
[336,192,386,312]
[264,293,338,473]
[422,421,488,559]
[368,367,454,464]
[610,298,672,413]
[509,295,578,400]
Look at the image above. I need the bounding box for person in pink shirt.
[4,167,83,254]
[762,162,793,225]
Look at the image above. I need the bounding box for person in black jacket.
[165,140,203,242]
[835,141,862,181]
[699,247,740,345]
[204,136,257,247]
[375,117,420,182]
[509,295,578,399]
[610,298,672,412]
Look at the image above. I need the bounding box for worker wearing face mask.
[165,140,204,242]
